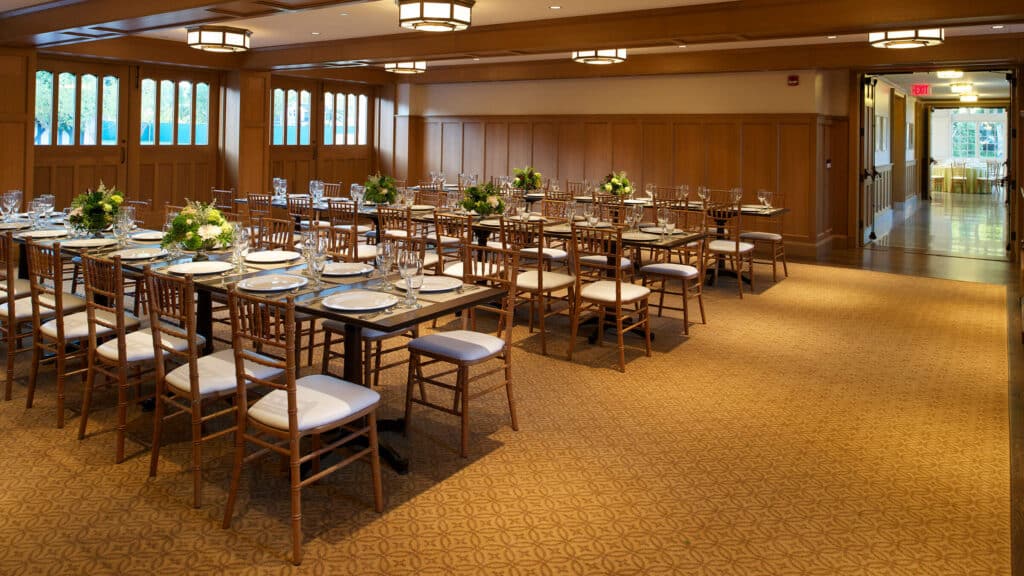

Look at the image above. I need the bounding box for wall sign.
[911,84,931,97]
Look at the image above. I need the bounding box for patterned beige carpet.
[0,263,1010,575]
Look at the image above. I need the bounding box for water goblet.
[402,252,423,309]
[762,190,773,209]
[678,185,690,205]
[4,190,23,222]
[310,236,328,288]
[696,186,709,204]
[656,207,669,238]
[62,208,75,236]
[27,199,41,230]
[375,241,394,290]
[730,187,743,204]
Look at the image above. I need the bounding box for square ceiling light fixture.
[385,61,428,74]
[869,29,943,49]
[187,25,252,52]
[398,0,474,32]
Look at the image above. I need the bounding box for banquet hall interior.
[0,0,1022,574]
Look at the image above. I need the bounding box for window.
[978,122,1002,159]
[271,88,311,145]
[139,76,210,146]
[34,69,120,147]
[951,122,977,158]
[322,89,369,146]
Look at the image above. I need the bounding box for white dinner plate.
[323,262,374,277]
[245,250,301,264]
[321,290,399,312]
[410,204,435,211]
[623,199,649,205]
[579,221,612,229]
[62,238,118,249]
[0,222,30,230]
[640,226,685,235]
[16,228,68,238]
[479,219,502,227]
[395,275,462,293]
[110,247,167,260]
[166,261,234,275]
[131,231,164,241]
[237,274,308,292]
[621,231,660,242]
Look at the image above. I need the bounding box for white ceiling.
[142,0,732,49]
[880,70,1010,101]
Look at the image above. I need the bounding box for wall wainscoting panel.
[415,114,841,250]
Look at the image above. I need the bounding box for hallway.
[871,192,1009,261]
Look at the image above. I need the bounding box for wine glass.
[62,207,75,236]
[678,185,690,205]
[310,235,328,288]
[762,190,774,209]
[117,206,136,246]
[730,187,743,204]
[5,190,22,222]
[163,211,181,258]
[375,241,394,290]
[401,251,423,309]
[644,183,656,202]
[656,207,669,237]
[582,203,595,227]
[232,223,250,271]
[696,186,709,205]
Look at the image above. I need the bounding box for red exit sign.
[911,84,931,96]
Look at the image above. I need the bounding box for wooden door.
[33,58,130,208]
[317,82,376,189]
[131,65,220,226]
[859,76,878,244]
[269,76,317,194]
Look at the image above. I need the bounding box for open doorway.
[864,70,1011,261]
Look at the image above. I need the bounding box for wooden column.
[222,70,270,196]
[0,48,35,198]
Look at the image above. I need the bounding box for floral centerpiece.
[460,182,505,217]
[512,166,543,191]
[67,182,123,235]
[161,200,233,259]
[363,173,398,204]
[601,171,634,197]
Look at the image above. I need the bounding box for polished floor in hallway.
[871,191,1009,261]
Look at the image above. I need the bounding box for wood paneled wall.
[416,114,840,250]
[873,163,893,216]
[0,48,35,196]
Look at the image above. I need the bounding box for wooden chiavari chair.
[568,224,652,372]
[640,208,707,335]
[566,180,588,196]
[326,198,372,234]
[222,290,383,565]
[0,231,33,401]
[255,217,297,250]
[147,270,266,508]
[404,244,519,457]
[740,191,788,282]
[78,254,155,463]
[950,161,968,194]
[704,198,755,298]
[211,187,235,211]
[286,194,328,230]
[325,200,376,261]
[322,182,343,198]
[505,218,574,355]
[545,189,572,201]
[436,213,475,278]
[414,188,442,207]
[24,241,92,427]
[246,193,272,232]
[375,205,412,242]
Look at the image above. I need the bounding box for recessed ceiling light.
[549,5,561,9]
[340,12,348,16]
[678,44,687,48]
[827,35,837,39]
[936,70,963,79]
[311,31,320,35]
[473,58,480,61]
[960,94,979,103]
[992,24,1005,29]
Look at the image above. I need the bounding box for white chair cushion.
[443,261,502,279]
[580,280,650,303]
[300,220,331,228]
[707,239,755,254]
[641,263,699,279]
[40,309,139,340]
[334,224,372,233]
[422,253,440,268]
[323,319,409,341]
[486,240,505,250]
[520,247,568,261]
[580,255,632,269]
[0,279,32,301]
[356,244,379,259]
[384,230,408,238]
[0,291,86,321]
[740,231,783,242]
[516,270,574,292]
[248,373,380,432]
[165,348,283,397]
[96,325,206,363]
[408,330,505,362]
[439,235,461,245]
